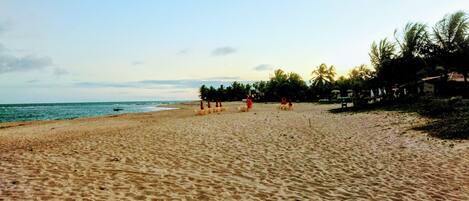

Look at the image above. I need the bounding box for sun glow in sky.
[0,0,468,103]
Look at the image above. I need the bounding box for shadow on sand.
[329,99,469,140]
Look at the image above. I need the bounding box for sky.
[0,0,468,103]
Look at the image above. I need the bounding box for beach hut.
[418,72,469,96]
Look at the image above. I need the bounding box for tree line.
[200,11,469,102]
[369,11,469,94]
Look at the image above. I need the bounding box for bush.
[449,96,462,106]
[352,96,369,108]
[422,99,455,116]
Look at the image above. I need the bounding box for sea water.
[0,101,179,123]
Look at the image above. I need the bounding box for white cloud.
[211,46,236,56]
[0,50,54,74]
[177,49,190,56]
[131,61,144,66]
[53,68,68,76]
[254,64,273,71]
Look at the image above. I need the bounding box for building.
[418,72,468,96]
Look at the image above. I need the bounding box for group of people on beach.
[195,100,226,115]
[279,97,294,110]
[196,96,294,115]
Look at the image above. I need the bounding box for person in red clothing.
[280,97,288,110]
[281,97,287,105]
[246,96,253,110]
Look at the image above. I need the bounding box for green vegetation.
[370,11,469,90]
[200,67,328,102]
[200,11,469,103]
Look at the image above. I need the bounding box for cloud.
[0,53,53,74]
[0,21,55,74]
[75,78,253,89]
[0,21,11,34]
[254,64,273,71]
[211,46,236,56]
[167,89,193,94]
[0,41,54,74]
[131,61,144,66]
[53,68,68,76]
[0,44,6,52]
[177,49,190,56]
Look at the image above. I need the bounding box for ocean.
[0,101,179,123]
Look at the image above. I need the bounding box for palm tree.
[311,63,336,99]
[199,85,208,100]
[395,22,429,58]
[348,64,374,81]
[394,22,430,83]
[311,63,336,86]
[433,11,468,54]
[326,65,336,84]
[370,38,396,70]
[288,72,303,83]
[369,38,396,85]
[287,72,308,100]
[268,69,289,99]
[432,11,469,83]
[271,69,288,83]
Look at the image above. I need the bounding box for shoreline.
[0,102,185,125]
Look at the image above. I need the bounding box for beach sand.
[1,102,468,200]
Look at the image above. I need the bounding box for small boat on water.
[113,108,123,112]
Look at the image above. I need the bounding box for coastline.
[1,102,468,199]
[0,102,190,152]
[0,101,184,125]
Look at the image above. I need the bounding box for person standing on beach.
[246,96,253,111]
[207,101,212,113]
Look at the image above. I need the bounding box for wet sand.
[1,102,468,200]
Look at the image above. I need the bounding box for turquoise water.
[0,101,179,123]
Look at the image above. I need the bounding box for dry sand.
[1,102,468,200]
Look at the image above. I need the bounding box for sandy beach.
[1,102,468,200]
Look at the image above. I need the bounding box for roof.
[421,72,468,82]
[448,72,467,82]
